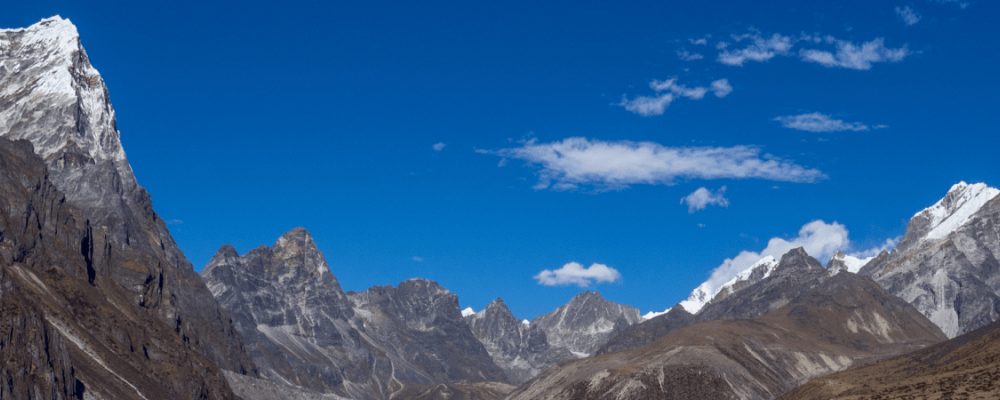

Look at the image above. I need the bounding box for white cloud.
[689,37,709,45]
[697,220,899,301]
[774,112,870,132]
[677,49,704,61]
[619,78,732,116]
[461,307,476,317]
[681,186,730,213]
[534,262,622,287]
[166,219,183,225]
[478,137,825,191]
[895,6,922,26]
[433,142,446,151]
[412,256,424,262]
[717,33,795,66]
[937,0,969,8]
[800,38,909,70]
[849,237,901,259]
[710,79,733,97]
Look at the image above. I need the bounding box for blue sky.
[4,0,998,320]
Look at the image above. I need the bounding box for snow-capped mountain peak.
[828,251,873,274]
[665,255,780,316]
[461,307,476,317]
[917,182,999,241]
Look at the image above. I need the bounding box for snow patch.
[830,252,873,274]
[918,182,999,241]
[679,255,778,314]
[571,351,590,358]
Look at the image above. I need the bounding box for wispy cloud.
[681,186,730,213]
[800,38,909,70]
[534,262,622,287]
[717,32,795,66]
[709,30,910,71]
[478,137,825,191]
[166,219,183,225]
[677,49,704,61]
[412,256,424,262]
[433,142,446,151]
[937,0,969,9]
[773,112,870,132]
[689,36,710,45]
[895,6,922,26]
[619,78,732,116]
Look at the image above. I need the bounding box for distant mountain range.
[3,16,1000,400]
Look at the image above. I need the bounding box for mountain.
[0,16,255,375]
[528,291,642,357]
[781,315,1000,399]
[595,304,694,355]
[464,298,575,384]
[0,137,242,399]
[860,181,1000,338]
[347,278,508,385]
[202,228,508,399]
[507,249,946,400]
[200,228,396,399]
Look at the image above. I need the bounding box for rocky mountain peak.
[776,247,823,273]
[531,291,641,356]
[897,181,999,252]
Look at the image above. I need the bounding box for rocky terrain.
[0,137,242,399]
[861,182,1000,338]
[507,248,947,400]
[202,228,508,399]
[464,298,575,384]
[782,315,1000,399]
[0,15,256,376]
[528,291,642,357]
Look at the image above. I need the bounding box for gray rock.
[0,16,256,374]
[464,298,574,384]
[529,291,642,357]
[861,182,1000,338]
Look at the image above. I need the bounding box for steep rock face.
[781,315,1000,399]
[861,182,1000,338]
[529,291,641,356]
[0,137,241,400]
[508,262,946,400]
[464,298,574,384]
[201,229,396,399]
[0,16,255,373]
[348,279,508,385]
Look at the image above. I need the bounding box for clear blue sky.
[4,0,998,320]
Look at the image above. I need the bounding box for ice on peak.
[677,255,778,315]
[521,319,530,326]
[917,182,999,241]
[829,251,872,274]
[461,307,476,317]
[642,307,671,321]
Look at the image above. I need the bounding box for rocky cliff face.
[861,182,1000,338]
[0,137,241,400]
[0,16,255,374]
[202,229,508,399]
[348,279,508,385]
[201,229,398,399]
[528,291,641,357]
[508,249,946,400]
[464,298,574,384]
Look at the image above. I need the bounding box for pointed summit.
[899,182,1000,250]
